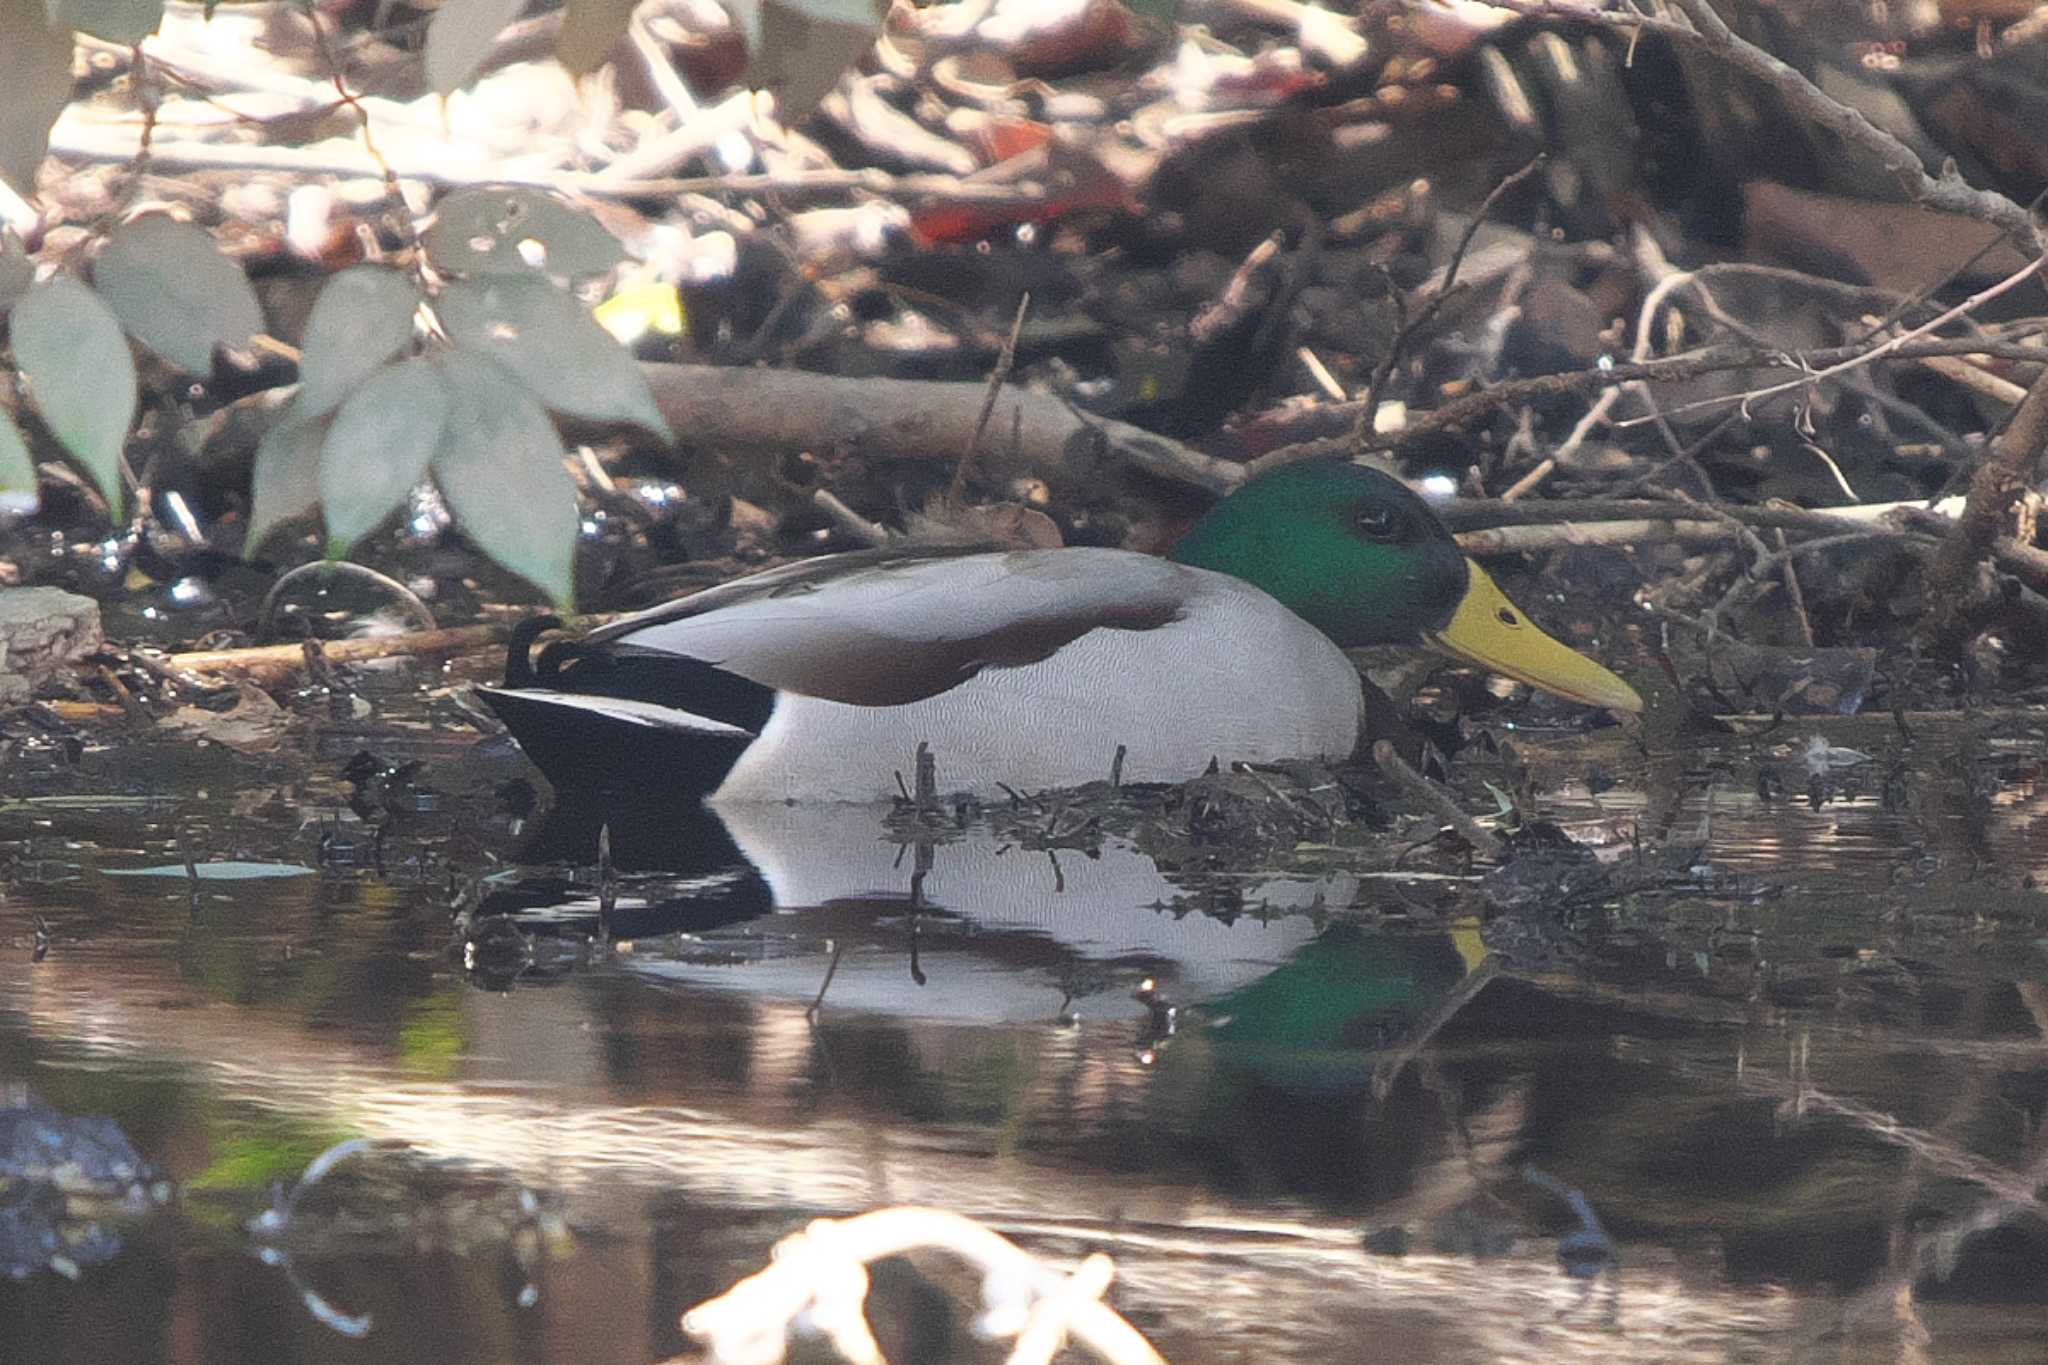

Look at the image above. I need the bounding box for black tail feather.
[479,687,759,801]
[491,613,779,800]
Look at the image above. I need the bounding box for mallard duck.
[481,457,1640,803]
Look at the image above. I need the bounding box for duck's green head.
[1172,458,1641,713]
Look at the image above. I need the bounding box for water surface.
[3,713,2048,1362]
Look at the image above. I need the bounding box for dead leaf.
[160,683,289,753]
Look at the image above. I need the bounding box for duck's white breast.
[710,571,1363,803]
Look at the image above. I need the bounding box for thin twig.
[953,292,1032,504]
[256,560,438,640]
[1775,529,1816,647]
[813,489,893,547]
[1914,352,2027,405]
[1371,957,1503,1102]
[1339,336,2048,464]
[1439,494,1958,535]
[1370,740,1505,861]
[1361,154,1547,423]
[1613,252,2048,428]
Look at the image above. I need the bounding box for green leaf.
[105,860,314,879]
[431,350,577,609]
[436,275,671,439]
[0,0,75,195]
[555,0,636,76]
[727,0,886,123]
[93,214,264,373]
[319,356,448,554]
[0,406,38,505]
[424,186,626,282]
[47,0,162,42]
[291,265,420,424]
[424,0,527,94]
[9,274,136,518]
[245,416,325,555]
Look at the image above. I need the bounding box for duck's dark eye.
[1354,504,1399,540]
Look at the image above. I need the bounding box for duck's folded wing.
[593,547,1192,707]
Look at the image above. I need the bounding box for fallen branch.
[167,622,512,688]
[640,363,1243,495]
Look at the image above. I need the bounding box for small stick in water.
[1371,740,1506,861]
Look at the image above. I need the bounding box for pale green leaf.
[0,407,38,505]
[48,0,162,42]
[424,0,528,94]
[424,186,625,281]
[94,214,264,373]
[431,350,577,608]
[245,416,325,555]
[721,0,759,59]
[730,0,885,123]
[436,275,670,439]
[555,0,636,76]
[105,860,314,879]
[319,356,448,554]
[292,266,420,423]
[0,1,75,194]
[9,274,136,518]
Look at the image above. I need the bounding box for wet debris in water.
[340,749,444,821]
[0,1090,169,1282]
[1133,977,1179,1065]
[248,1138,571,1338]
[1524,1166,1618,1281]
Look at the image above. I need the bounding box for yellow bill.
[1426,560,1643,713]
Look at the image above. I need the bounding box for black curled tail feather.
[504,615,565,687]
[499,614,774,734]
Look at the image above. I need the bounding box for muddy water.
[2,712,2048,1363]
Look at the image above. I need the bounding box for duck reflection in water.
[478,790,1491,1081]
[472,789,1542,1219]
